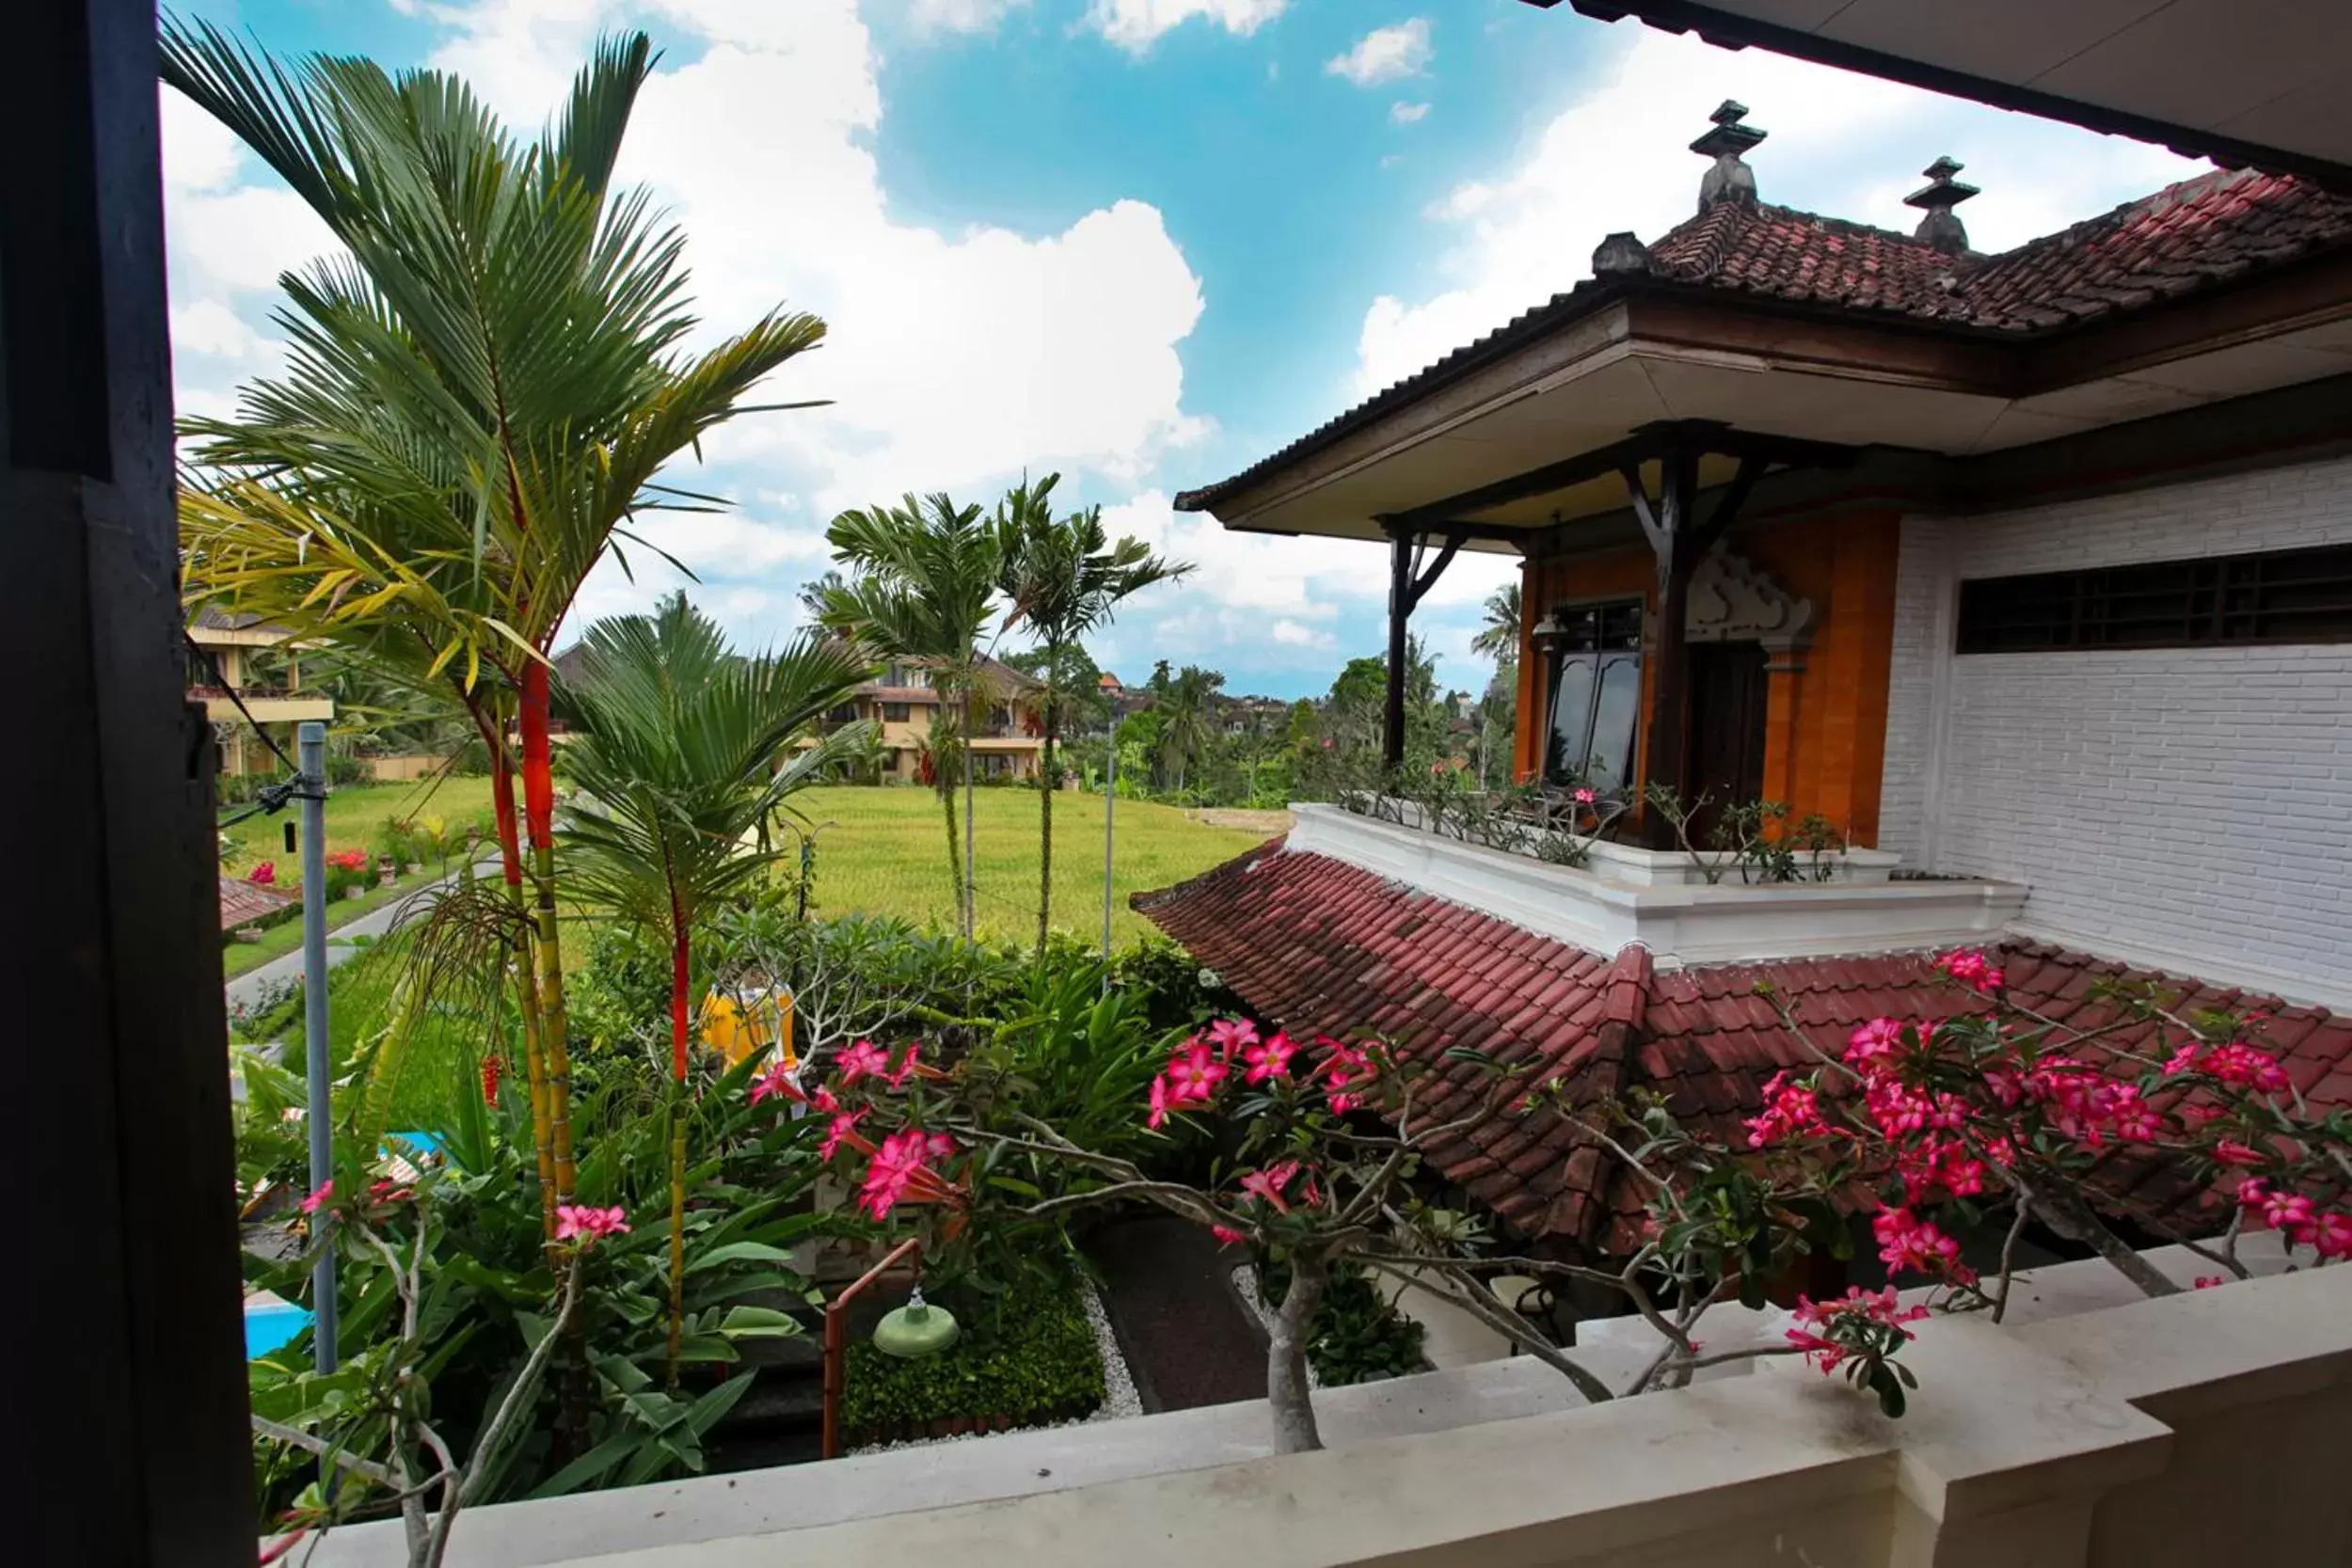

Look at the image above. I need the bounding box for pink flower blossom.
[1572,787,1596,805]
[1239,1160,1304,1214]
[2258,1188,2316,1235]
[1933,949,2005,995]
[1211,1226,1247,1246]
[749,1057,797,1106]
[554,1205,629,1245]
[1165,1042,1229,1103]
[886,1042,924,1087]
[2212,1139,2266,1167]
[819,1107,868,1162]
[1205,1018,1260,1060]
[2194,1275,2228,1290]
[300,1180,333,1214]
[1872,1208,1974,1285]
[1242,1031,1296,1085]
[856,1131,935,1221]
[1785,1287,1930,1374]
[247,861,277,885]
[1743,1070,1826,1148]
[2202,1042,2291,1096]
[2160,1041,2204,1078]
[2310,1211,2352,1260]
[1845,1018,1908,1075]
[924,1132,958,1162]
[835,1039,891,1085]
[1145,1074,1174,1131]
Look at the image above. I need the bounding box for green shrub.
[840,1270,1104,1440]
[1108,936,1246,1031]
[1264,1260,1428,1386]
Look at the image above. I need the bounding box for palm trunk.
[478,702,557,1243]
[961,686,977,939]
[666,917,690,1391]
[519,658,590,1455]
[518,660,576,1203]
[1037,669,1057,958]
[940,779,961,917]
[1267,1253,1327,1454]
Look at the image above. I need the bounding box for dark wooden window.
[1544,599,1645,790]
[1957,544,2352,654]
[881,702,911,722]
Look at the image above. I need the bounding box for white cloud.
[1269,618,1333,648]
[905,0,1025,33]
[1351,27,2201,399]
[1087,0,1286,55]
[1390,100,1430,125]
[1326,19,1430,87]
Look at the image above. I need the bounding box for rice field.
[784,785,1278,947]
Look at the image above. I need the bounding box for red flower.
[856,1131,936,1221]
[299,1180,333,1214]
[819,1106,868,1162]
[480,1053,504,1107]
[1166,1041,1229,1103]
[247,861,277,885]
[1241,1031,1296,1085]
[1145,1074,1174,1131]
[835,1039,891,1085]
[749,1057,798,1107]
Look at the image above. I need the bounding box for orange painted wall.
[1514,510,1902,847]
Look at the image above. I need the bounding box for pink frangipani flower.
[1166,1042,1229,1103]
[835,1039,891,1085]
[1242,1031,1296,1084]
[554,1205,629,1246]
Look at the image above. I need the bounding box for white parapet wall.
[1285,802,2026,968]
[321,1253,2350,1568]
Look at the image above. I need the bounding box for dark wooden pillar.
[1623,432,1761,847]
[1383,530,1412,772]
[3,2,255,1561]
[1379,526,1465,773]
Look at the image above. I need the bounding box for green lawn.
[787,785,1275,947]
[218,775,500,876]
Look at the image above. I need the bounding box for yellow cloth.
[701,987,794,1069]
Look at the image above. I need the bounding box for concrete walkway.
[225,855,500,1015]
[1086,1215,1267,1413]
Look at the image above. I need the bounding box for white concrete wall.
[420,1259,2352,1568]
[1880,456,2352,1008]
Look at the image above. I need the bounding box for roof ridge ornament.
[1690,100,1765,212]
[1591,230,1653,277]
[1905,155,1979,254]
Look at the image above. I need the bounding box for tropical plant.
[166,24,829,1250]
[557,591,871,1385]
[1470,580,1522,662]
[819,494,1003,937]
[1153,665,1223,797]
[993,474,1188,952]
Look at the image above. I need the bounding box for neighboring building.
[1146,107,2352,1263]
[820,655,1047,784]
[185,606,335,775]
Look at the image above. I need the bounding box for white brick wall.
[1881,455,2352,1008]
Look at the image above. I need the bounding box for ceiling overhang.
[1197,264,2352,548]
[1532,0,2352,190]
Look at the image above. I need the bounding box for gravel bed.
[849,1275,1143,1456]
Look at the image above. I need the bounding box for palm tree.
[819,494,1001,938]
[560,593,872,1386]
[166,25,827,1242]
[994,475,1188,952]
[1471,581,1522,662]
[1155,666,1222,798]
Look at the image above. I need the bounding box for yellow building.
[820,655,1047,784]
[185,607,335,775]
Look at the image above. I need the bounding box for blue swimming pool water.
[246,1300,312,1359]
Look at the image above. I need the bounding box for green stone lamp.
[872,1286,960,1359]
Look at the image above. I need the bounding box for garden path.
[224,853,500,1015]
[1086,1215,1265,1413]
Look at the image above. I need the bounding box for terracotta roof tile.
[219,875,296,931]
[1136,842,2352,1257]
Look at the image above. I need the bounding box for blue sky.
[163,0,2202,699]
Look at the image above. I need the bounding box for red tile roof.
[1647,168,2352,332]
[1177,168,2352,515]
[1136,842,2352,1256]
[219,875,295,931]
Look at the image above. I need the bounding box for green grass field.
[218,775,499,876]
[787,785,1275,947]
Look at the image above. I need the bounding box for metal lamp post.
[296,721,337,1373]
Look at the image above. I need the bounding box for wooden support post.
[1625,438,1763,847]
[1384,530,1412,772]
